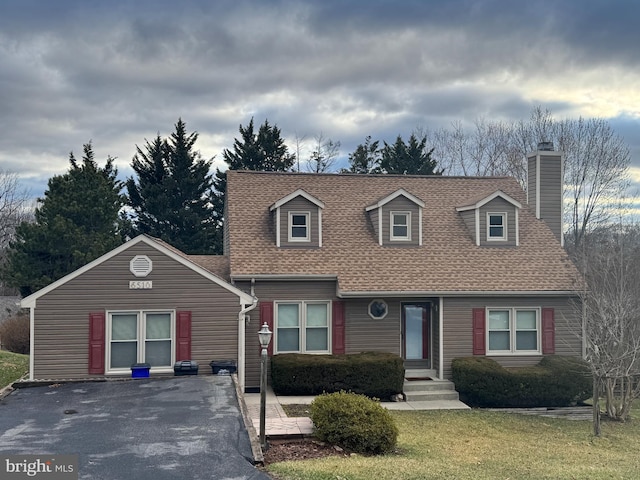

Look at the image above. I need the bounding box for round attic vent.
[130,255,153,277]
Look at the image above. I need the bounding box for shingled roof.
[226,170,580,295]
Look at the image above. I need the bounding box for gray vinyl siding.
[238,280,338,389]
[345,299,400,355]
[459,210,476,244]
[278,197,321,248]
[381,196,421,246]
[441,296,582,379]
[223,199,230,256]
[538,155,563,243]
[32,242,242,379]
[368,208,379,242]
[479,198,518,247]
[527,153,563,244]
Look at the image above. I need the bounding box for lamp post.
[258,322,272,451]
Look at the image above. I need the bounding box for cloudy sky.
[1,0,639,200]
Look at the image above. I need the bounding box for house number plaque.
[129,281,152,289]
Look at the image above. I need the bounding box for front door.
[402,303,430,367]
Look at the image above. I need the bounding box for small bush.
[452,356,591,407]
[271,352,404,399]
[310,391,398,455]
[0,314,30,354]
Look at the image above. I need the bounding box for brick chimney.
[527,142,564,246]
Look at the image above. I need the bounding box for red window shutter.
[472,308,486,355]
[259,302,274,356]
[176,311,192,361]
[332,300,346,354]
[542,308,555,354]
[88,312,105,375]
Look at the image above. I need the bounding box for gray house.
[21,147,582,392]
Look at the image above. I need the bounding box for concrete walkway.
[243,387,469,437]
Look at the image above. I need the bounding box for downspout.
[237,279,258,392]
[438,296,444,381]
[28,305,35,380]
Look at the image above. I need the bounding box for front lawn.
[268,407,640,480]
[0,350,29,389]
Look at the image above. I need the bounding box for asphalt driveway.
[0,375,271,480]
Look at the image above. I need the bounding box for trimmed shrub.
[0,314,30,354]
[452,356,591,408]
[310,391,398,455]
[271,352,404,399]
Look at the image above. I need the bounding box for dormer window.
[289,212,310,242]
[487,213,506,241]
[391,212,411,241]
[270,189,324,248]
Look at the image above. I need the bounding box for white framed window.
[275,301,331,353]
[391,211,411,241]
[107,310,174,372]
[487,308,540,354]
[368,299,388,320]
[288,212,310,242]
[487,212,507,241]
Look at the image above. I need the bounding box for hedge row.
[451,356,591,407]
[271,352,404,399]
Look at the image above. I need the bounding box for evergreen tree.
[126,119,218,254]
[212,117,295,252]
[344,136,382,173]
[380,133,442,175]
[4,143,125,296]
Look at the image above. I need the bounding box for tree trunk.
[593,375,601,437]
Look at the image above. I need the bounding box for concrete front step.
[403,379,460,402]
[404,390,460,402]
[403,379,456,393]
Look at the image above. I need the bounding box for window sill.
[486,352,542,356]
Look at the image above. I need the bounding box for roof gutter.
[237,278,258,393]
[337,289,579,298]
[231,274,338,282]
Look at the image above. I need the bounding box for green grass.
[0,350,29,389]
[268,406,640,480]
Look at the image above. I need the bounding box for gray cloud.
[0,0,638,200]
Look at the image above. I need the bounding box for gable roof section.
[270,189,325,211]
[365,188,425,211]
[456,190,523,212]
[21,235,252,308]
[225,171,580,295]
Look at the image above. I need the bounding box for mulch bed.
[263,438,350,464]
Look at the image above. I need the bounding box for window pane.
[489,226,504,237]
[489,331,510,351]
[278,304,299,327]
[111,342,137,368]
[112,314,137,340]
[393,225,408,237]
[145,340,172,366]
[516,331,537,350]
[277,328,299,351]
[489,215,503,226]
[291,226,307,238]
[306,328,328,351]
[146,313,171,339]
[516,311,537,330]
[488,311,509,329]
[393,214,408,226]
[306,304,328,327]
[292,214,307,226]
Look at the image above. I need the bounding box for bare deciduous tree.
[432,107,630,249]
[306,133,341,173]
[574,224,640,434]
[0,170,30,250]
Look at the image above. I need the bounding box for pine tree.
[344,136,381,173]
[126,119,218,254]
[4,143,125,296]
[212,117,295,252]
[380,133,442,175]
